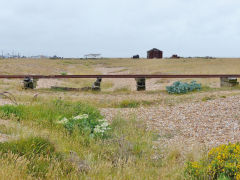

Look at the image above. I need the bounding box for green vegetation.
[118,99,141,108]
[57,114,111,138]
[166,81,202,94]
[115,99,155,108]
[0,137,75,179]
[60,72,68,75]
[0,100,164,179]
[1,58,240,179]
[0,100,102,128]
[185,143,240,180]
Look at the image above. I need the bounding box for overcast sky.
[1,0,240,58]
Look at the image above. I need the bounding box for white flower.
[94,125,104,133]
[93,119,111,135]
[57,117,68,124]
[98,119,106,122]
[73,114,89,120]
[101,122,109,127]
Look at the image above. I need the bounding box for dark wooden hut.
[171,54,180,59]
[147,48,163,59]
[132,55,140,59]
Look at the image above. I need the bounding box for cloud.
[0,0,240,57]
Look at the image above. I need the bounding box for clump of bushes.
[166,81,201,94]
[57,114,111,138]
[185,143,240,180]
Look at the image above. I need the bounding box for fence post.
[92,78,102,91]
[23,77,38,89]
[135,78,146,91]
[220,77,239,87]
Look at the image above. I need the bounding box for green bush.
[185,143,240,180]
[57,114,111,138]
[166,81,201,94]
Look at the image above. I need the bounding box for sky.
[1,0,240,58]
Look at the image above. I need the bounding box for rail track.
[0,74,240,79]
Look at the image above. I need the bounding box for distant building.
[31,55,49,59]
[132,55,140,59]
[49,55,63,59]
[171,54,180,59]
[84,54,101,59]
[147,48,163,59]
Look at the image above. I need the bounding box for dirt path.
[101,95,240,150]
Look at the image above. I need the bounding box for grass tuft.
[0,137,76,178]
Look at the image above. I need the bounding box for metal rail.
[0,74,240,79]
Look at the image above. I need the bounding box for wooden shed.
[147,48,163,59]
[171,54,180,59]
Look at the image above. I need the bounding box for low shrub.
[57,114,111,138]
[185,143,240,180]
[166,81,201,94]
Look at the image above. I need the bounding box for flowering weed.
[57,114,111,138]
[185,143,240,179]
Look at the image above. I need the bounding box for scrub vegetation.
[0,58,240,179]
[0,100,165,179]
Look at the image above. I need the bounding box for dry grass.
[0,58,239,92]
[0,58,240,179]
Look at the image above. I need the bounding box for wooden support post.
[23,77,38,89]
[220,77,239,87]
[92,78,102,91]
[135,78,146,91]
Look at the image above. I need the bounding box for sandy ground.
[101,95,240,150]
[36,79,63,89]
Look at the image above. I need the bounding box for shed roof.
[147,48,163,52]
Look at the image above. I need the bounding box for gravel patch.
[101,95,240,149]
